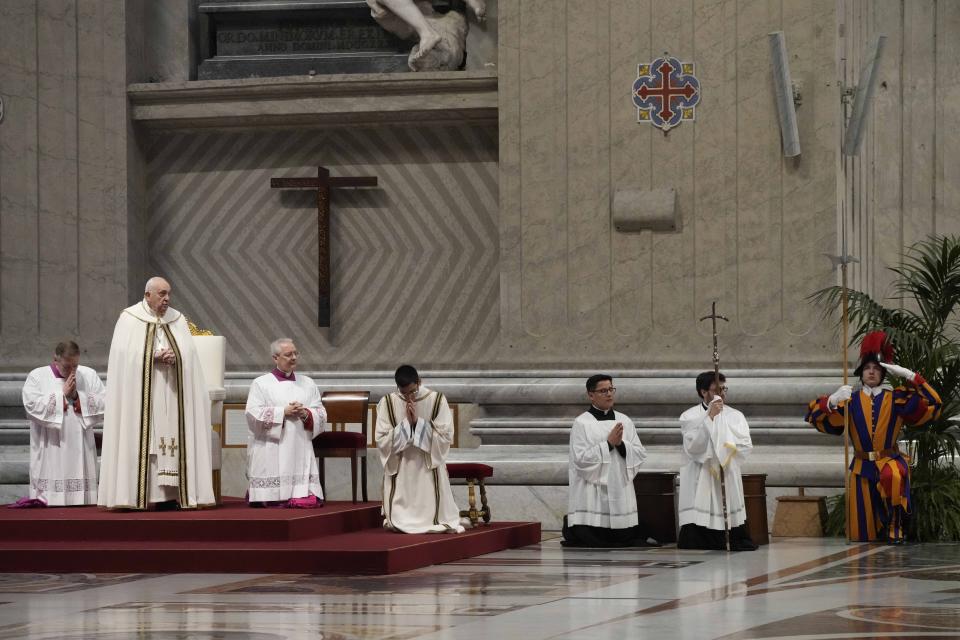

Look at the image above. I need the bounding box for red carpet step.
[0,499,541,574]
[0,499,382,542]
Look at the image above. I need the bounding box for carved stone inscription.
[216,22,402,56]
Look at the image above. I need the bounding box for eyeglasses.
[712,386,729,393]
[590,387,617,395]
[399,386,420,399]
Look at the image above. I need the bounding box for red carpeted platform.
[0,498,541,574]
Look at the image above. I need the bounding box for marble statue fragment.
[366,0,485,71]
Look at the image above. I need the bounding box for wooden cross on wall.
[270,166,377,326]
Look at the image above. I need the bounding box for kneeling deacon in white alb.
[677,371,757,551]
[22,340,105,505]
[562,374,656,547]
[98,277,215,510]
[376,365,464,533]
[245,339,326,507]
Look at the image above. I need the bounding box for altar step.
[0,499,540,574]
[0,499,382,542]
[470,417,824,445]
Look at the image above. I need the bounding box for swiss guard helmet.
[854,330,894,381]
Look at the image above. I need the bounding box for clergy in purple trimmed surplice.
[245,338,326,507]
[22,340,105,506]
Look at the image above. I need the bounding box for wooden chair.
[446,463,493,526]
[314,391,370,502]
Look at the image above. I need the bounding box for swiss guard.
[805,331,941,543]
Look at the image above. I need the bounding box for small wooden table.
[633,471,678,543]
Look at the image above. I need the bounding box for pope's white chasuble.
[98,303,215,509]
[678,403,753,530]
[567,410,647,529]
[245,370,326,502]
[22,364,105,505]
[375,387,464,533]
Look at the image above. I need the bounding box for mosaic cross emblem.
[632,56,701,131]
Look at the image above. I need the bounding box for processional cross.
[699,301,731,550]
[270,166,378,326]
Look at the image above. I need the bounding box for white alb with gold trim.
[376,387,464,533]
[98,302,215,510]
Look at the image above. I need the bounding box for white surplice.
[245,370,326,502]
[98,302,215,510]
[22,364,105,505]
[567,410,648,528]
[678,402,753,530]
[375,387,464,533]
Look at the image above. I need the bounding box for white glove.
[828,385,853,409]
[879,362,916,381]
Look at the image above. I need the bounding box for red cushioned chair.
[314,391,370,502]
[446,462,493,526]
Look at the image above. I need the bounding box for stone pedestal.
[773,493,827,537]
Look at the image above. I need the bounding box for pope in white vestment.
[22,344,105,505]
[98,278,215,510]
[245,340,326,505]
[376,366,463,533]
[677,372,756,550]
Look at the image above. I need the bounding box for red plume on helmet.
[854,330,894,378]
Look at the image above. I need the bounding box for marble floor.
[1,535,960,639]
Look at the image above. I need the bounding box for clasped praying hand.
[62,372,77,400]
[154,348,176,366]
[405,398,418,425]
[606,422,624,446]
[284,401,309,422]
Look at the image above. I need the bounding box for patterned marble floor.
[2,535,960,639]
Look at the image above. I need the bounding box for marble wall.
[840,0,960,297]
[1,0,958,371]
[144,124,500,370]
[0,0,147,371]
[492,0,959,369]
[498,0,841,368]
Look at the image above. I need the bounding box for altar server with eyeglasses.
[562,374,656,547]
[677,372,757,550]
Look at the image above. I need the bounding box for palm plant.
[811,235,960,541]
